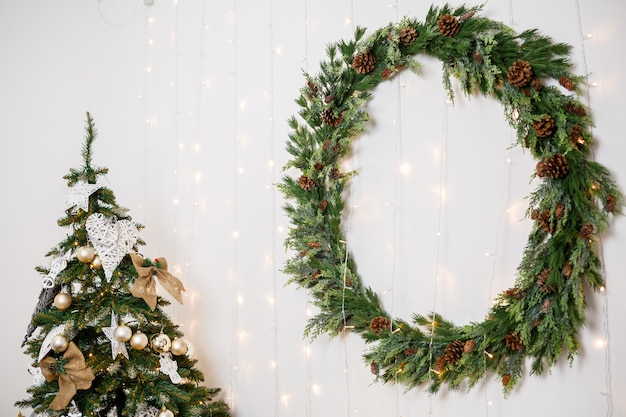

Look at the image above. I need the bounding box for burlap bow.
[40,342,95,411]
[130,253,186,310]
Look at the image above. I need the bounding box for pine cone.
[437,14,460,37]
[433,355,447,373]
[531,78,543,91]
[370,316,391,335]
[532,208,553,233]
[299,175,317,191]
[311,270,321,280]
[314,161,324,170]
[570,125,585,147]
[559,76,576,91]
[580,223,594,240]
[370,362,379,375]
[472,50,483,64]
[321,108,343,127]
[307,241,321,248]
[399,26,418,45]
[460,11,475,21]
[502,374,512,386]
[319,199,328,211]
[404,347,418,356]
[555,203,565,219]
[352,50,376,74]
[505,332,523,350]
[542,298,553,313]
[536,268,553,293]
[565,102,587,117]
[331,167,341,179]
[605,194,617,213]
[504,287,523,300]
[307,80,318,93]
[444,340,465,364]
[562,260,573,278]
[532,115,555,137]
[507,60,533,88]
[381,68,394,79]
[536,153,569,179]
[463,339,476,353]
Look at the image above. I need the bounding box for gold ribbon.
[130,253,186,310]
[40,342,95,411]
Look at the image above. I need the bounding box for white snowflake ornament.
[65,180,100,212]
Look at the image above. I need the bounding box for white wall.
[2,0,625,416]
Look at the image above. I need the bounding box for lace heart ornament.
[86,213,139,281]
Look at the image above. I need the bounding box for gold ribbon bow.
[130,253,186,310]
[40,342,95,411]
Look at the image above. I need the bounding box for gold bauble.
[130,331,149,350]
[170,338,188,356]
[53,293,72,310]
[114,324,133,342]
[76,246,96,263]
[150,333,171,354]
[157,407,174,417]
[90,255,103,270]
[184,339,195,357]
[50,334,69,353]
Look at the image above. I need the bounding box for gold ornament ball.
[76,246,96,263]
[157,407,174,417]
[50,334,69,353]
[53,293,72,310]
[130,331,149,350]
[170,338,188,356]
[151,333,171,353]
[114,324,133,342]
[184,339,195,357]
[90,255,103,270]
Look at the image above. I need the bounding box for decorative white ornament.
[102,312,129,359]
[41,249,73,289]
[159,353,182,384]
[66,401,83,417]
[38,324,66,361]
[65,180,101,212]
[29,366,45,386]
[135,404,159,417]
[86,213,139,280]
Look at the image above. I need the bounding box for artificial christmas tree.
[16,113,229,417]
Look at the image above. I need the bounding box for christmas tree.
[16,113,229,417]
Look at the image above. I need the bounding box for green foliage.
[280,3,622,395]
[17,114,229,417]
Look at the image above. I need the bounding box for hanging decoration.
[159,353,183,384]
[279,3,622,393]
[65,180,101,212]
[102,312,129,360]
[130,253,186,310]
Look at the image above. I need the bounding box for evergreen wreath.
[279,4,622,394]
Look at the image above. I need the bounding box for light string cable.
[97,0,141,27]
[427,90,448,417]
[574,1,612,415]
[302,2,314,416]
[268,0,281,414]
[229,0,240,412]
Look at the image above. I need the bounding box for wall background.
[1,1,624,416]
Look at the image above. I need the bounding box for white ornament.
[159,353,182,384]
[66,401,83,417]
[38,324,66,361]
[29,366,45,386]
[41,249,73,289]
[86,213,139,280]
[135,404,160,417]
[65,180,101,212]
[102,312,129,359]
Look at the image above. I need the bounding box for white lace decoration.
[29,366,45,386]
[65,180,101,212]
[159,353,182,384]
[134,404,159,417]
[86,213,139,280]
[41,249,73,289]
[102,312,129,360]
[38,324,66,361]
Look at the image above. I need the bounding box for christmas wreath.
[279,4,622,393]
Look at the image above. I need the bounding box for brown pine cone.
[570,125,585,147]
[463,339,476,353]
[299,175,317,191]
[444,340,465,364]
[562,260,572,278]
[531,78,543,91]
[370,362,379,375]
[559,76,576,91]
[504,287,523,300]
[536,268,553,293]
[507,60,533,88]
[321,108,343,127]
[605,194,617,213]
[433,355,447,373]
[352,50,376,74]
[307,80,318,93]
[314,161,324,170]
[399,26,418,45]
[532,115,555,137]
[580,223,594,240]
[311,270,321,280]
[536,153,569,179]
[331,167,341,179]
[404,347,418,356]
[381,68,394,79]
[437,14,460,37]
[502,374,512,386]
[319,199,328,211]
[565,102,587,117]
[307,241,321,248]
[472,50,483,64]
[324,94,335,104]
[460,11,475,21]
[369,316,391,335]
[532,209,552,233]
[505,332,523,350]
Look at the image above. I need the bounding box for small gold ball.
[53,293,72,310]
[157,408,174,417]
[130,332,149,350]
[114,324,133,342]
[150,333,171,353]
[90,255,103,270]
[76,246,96,263]
[50,334,69,353]
[170,338,188,356]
